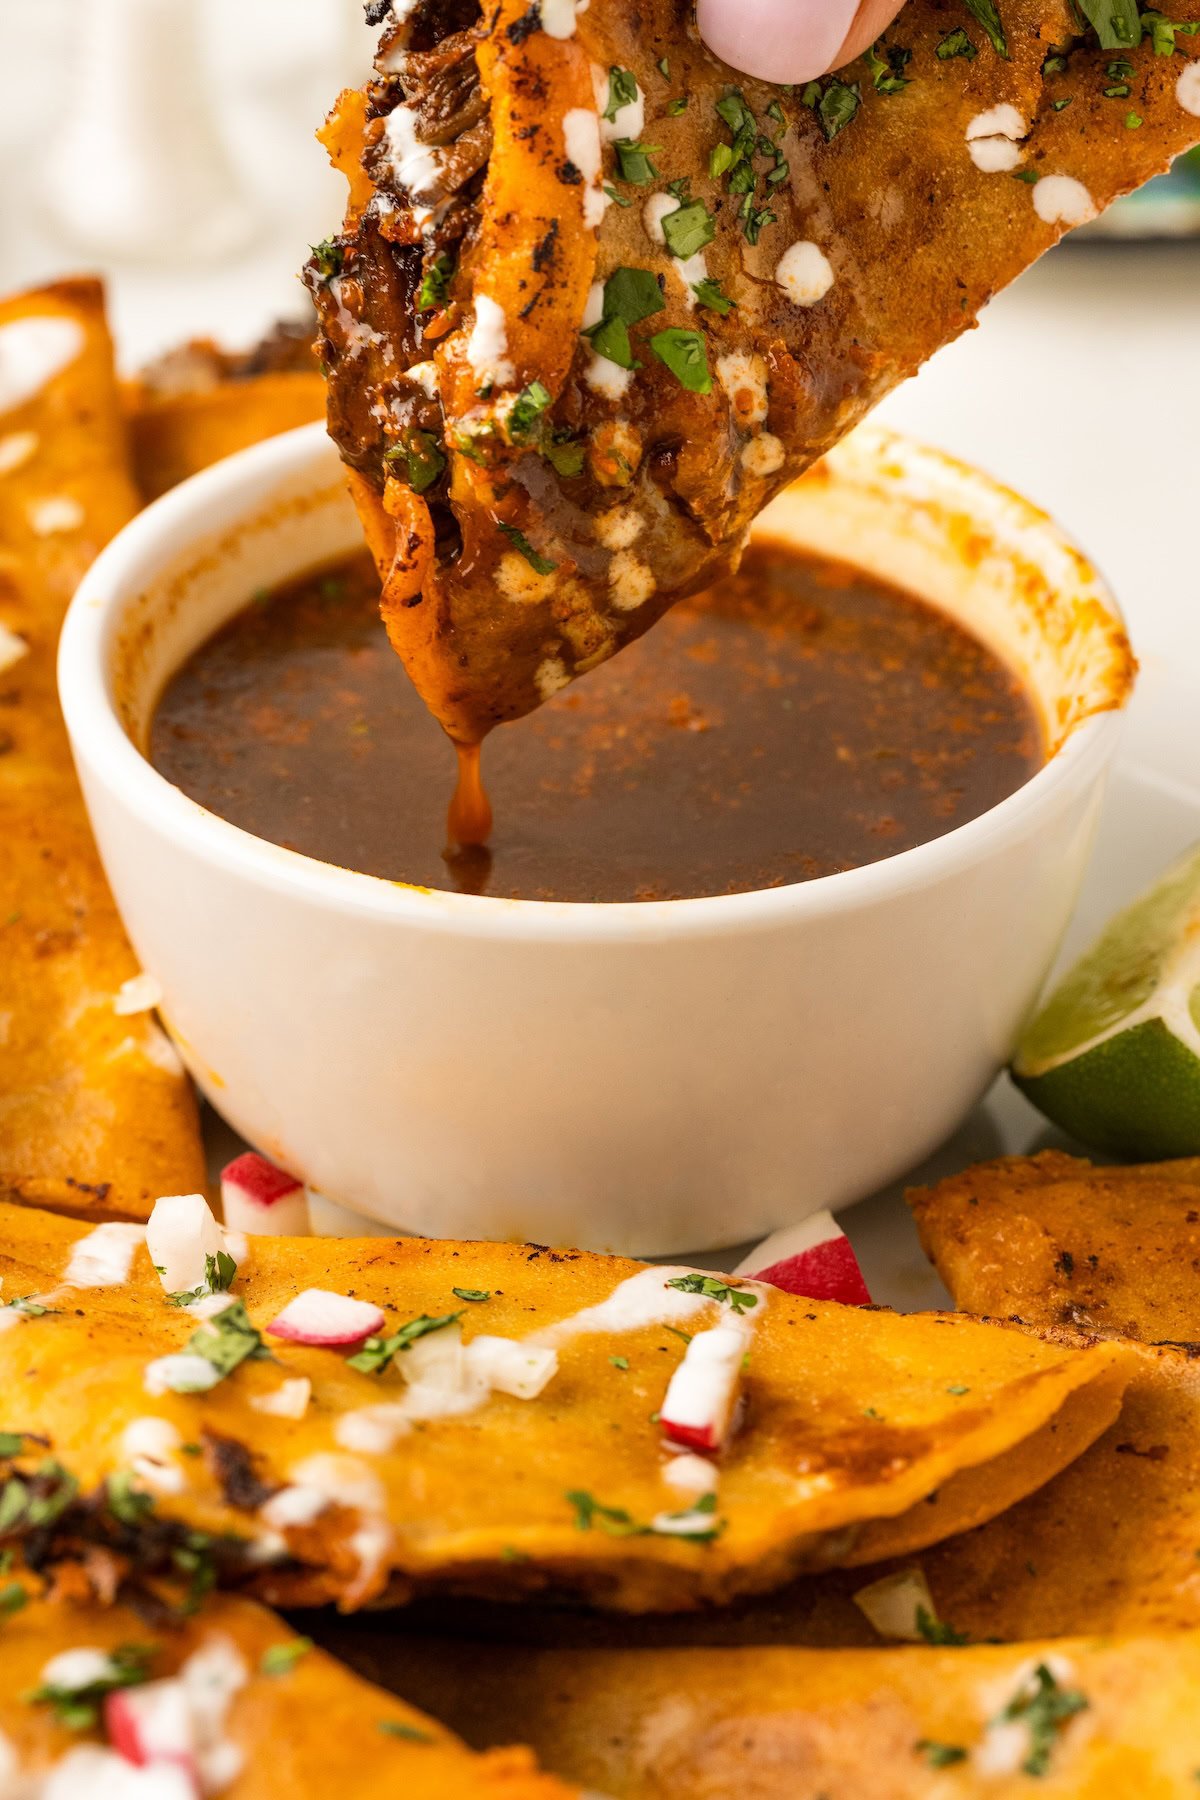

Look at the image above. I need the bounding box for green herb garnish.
[963,0,1009,57]
[0,1434,26,1459]
[309,239,343,282]
[380,1720,435,1742]
[865,41,912,93]
[384,428,446,495]
[28,1643,156,1732]
[666,95,689,116]
[692,276,736,315]
[452,1288,491,1303]
[916,1605,970,1646]
[261,1639,312,1677]
[610,1355,629,1370]
[545,435,586,477]
[166,1250,239,1309]
[582,267,664,370]
[0,1582,27,1619]
[506,381,552,443]
[614,139,661,185]
[1076,0,1140,47]
[815,77,861,140]
[664,1274,757,1313]
[107,1470,155,1528]
[937,26,978,58]
[649,328,712,395]
[417,252,455,312]
[661,199,716,260]
[602,67,638,122]
[184,1299,266,1386]
[349,1311,464,1376]
[496,524,558,576]
[997,1663,1089,1778]
[916,1740,968,1768]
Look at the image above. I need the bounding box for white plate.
[202,659,1200,1300]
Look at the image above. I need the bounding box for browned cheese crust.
[308,0,1200,741]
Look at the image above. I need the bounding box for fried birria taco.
[0,1584,571,1798]
[310,0,1200,745]
[0,280,205,1223]
[0,1198,1129,1612]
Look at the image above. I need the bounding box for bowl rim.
[59,420,1131,945]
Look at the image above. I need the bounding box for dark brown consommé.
[149,545,1043,903]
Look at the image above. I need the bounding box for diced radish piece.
[146,1194,226,1296]
[464,1335,558,1400]
[220,1153,309,1238]
[852,1566,937,1641]
[660,1325,747,1455]
[734,1210,871,1305]
[266,1288,384,1348]
[105,1680,196,1779]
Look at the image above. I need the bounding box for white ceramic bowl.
[59,421,1133,1255]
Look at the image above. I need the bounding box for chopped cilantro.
[166,1250,238,1309]
[649,326,711,395]
[384,428,446,494]
[0,1582,27,1619]
[657,56,670,78]
[602,67,638,122]
[1104,81,1132,95]
[664,1274,757,1313]
[452,1288,491,1303]
[1043,51,1069,73]
[184,1299,266,1385]
[1054,95,1074,109]
[567,1490,646,1537]
[545,434,586,477]
[0,1462,77,1534]
[1013,167,1041,182]
[261,1639,312,1677]
[107,1470,155,1527]
[3,1297,49,1318]
[380,1720,434,1742]
[603,184,632,207]
[582,267,664,370]
[610,1355,629,1370]
[692,276,736,314]
[815,77,862,141]
[0,1435,24,1459]
[506,381,552,443]
[496,523,558,575]
[946,1384,970,1396]
[568,1489,723,1542]
[937,27,978,58]
[916,1605,969,1646]
[916,1740,968,1768]
[1141,11,1200,53]
[1107,54,1136,76]
[28,1643,156,1732]
[666,96,689,116]
[663,1325,693,1346]
[309,239,343,283]
[998,1663,1088,1778]
[1076,0,1140,47]
[349,1311,464,1376]
[1126,109,1144,125]
[661,199,715,259]
[766,99,786,125]
[865,41,912,93]
[416,252,455,313]
[614,139,661,185]
[963,0,1009,58]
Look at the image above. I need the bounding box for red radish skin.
[220,1152,310,1238]
[266,1287,385,1347]
[736,1211,872,1306]
[660,1325,747,1456]
[105,1682,197,1783]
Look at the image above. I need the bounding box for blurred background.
[1,0,1197,671]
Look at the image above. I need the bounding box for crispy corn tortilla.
[127,373,326,501]
[909,1148,1200,1341]
[0,279,205,1222]
[892,1152,1200,1638]
[311,1627,1200,1798]
[0,1201,1129,1612]
[312,0,1199,742]
[0,1587,572,1799]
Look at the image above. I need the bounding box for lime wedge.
[1012,842,1200,1158]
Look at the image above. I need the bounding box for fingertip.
[696,0,862,85]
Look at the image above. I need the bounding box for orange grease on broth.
[148,545,1043,903]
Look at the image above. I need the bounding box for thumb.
[696,0,907,85]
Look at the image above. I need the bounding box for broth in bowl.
[149,541,1042,903]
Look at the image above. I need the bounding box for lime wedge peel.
[1012,843,1200,1159]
